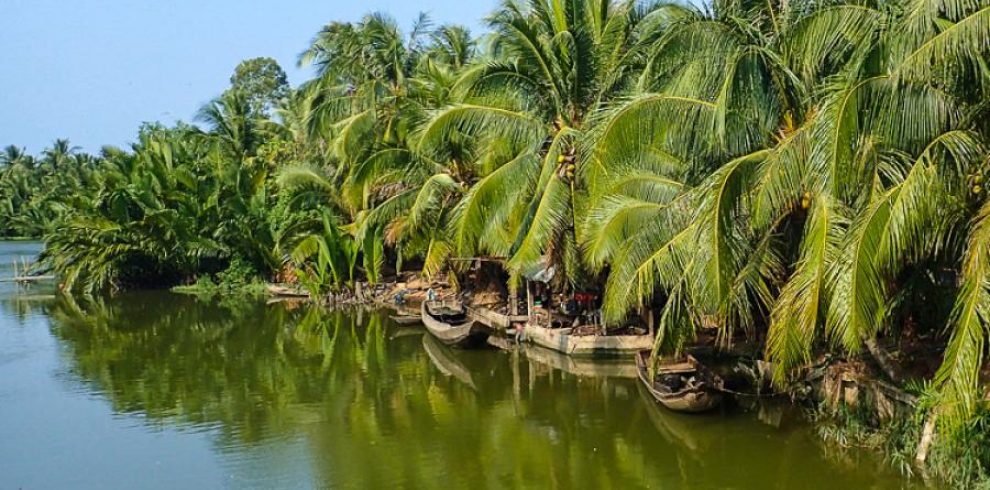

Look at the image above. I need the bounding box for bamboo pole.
[526,282,533,321]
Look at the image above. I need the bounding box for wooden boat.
[389,314,422,325]
[520,323,653,357]
[266,284,310,298]
[467,306,529,329]
[420,301,489,347]
[636,351,722,413]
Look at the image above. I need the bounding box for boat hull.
[421,302,489,348]
[520,323,653,357]
[635,351,722,413]
[266,284,310,298]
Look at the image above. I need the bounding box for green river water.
[0,241,925,489]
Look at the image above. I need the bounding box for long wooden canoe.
[520,323,653,357]
[421,301,489,348]
[636,351,722,413]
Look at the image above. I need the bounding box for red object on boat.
[573,292,591,302]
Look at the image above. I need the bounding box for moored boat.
[636,350,723,413]
[420,301,489,347]
[266,284,310,298]
[519,323,653,357]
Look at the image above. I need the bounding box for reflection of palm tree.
[42,292,891,488]
[50,294,332,445]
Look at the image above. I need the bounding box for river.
[0,241,924,489]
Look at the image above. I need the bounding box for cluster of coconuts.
[557,150,576,180]
[970,173,985,195]
[800,191,812,210]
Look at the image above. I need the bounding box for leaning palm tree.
[286,16,479,280]
[589,0,840,345]
[587,0,990,434]
[417,0,668,288]
[294,12,435,214]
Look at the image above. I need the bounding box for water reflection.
[0,241,54,322]
[423,334,477,390]
[522,344,638,379]
[33,292,922,489]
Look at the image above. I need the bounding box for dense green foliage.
[6,0,990,480]
[0,141,98,238]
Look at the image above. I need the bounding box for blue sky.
[0,1,497,154]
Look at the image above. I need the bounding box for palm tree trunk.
[864,338,903,383]
[915,413,937,466]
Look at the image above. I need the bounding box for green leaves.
[362,225,385,285]
[449,151,540,257]
[417,104,544,161]
[577,2,990,435]
[766,196,846,382]
[895,4,990,82]
[935,177,990,430]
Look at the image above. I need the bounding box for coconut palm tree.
[415,0,668,288]
[40,139,80,171]
[587,0,990,431]
[295,12,435,214]
[284,16,479,280]
[0,141,97,238]
[197,91,285,278]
